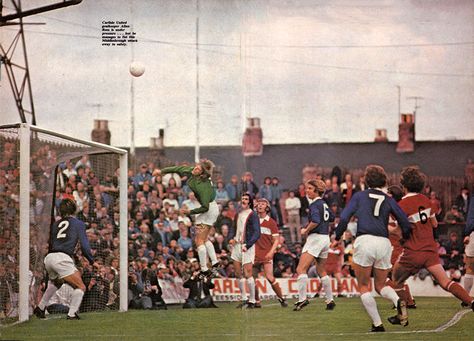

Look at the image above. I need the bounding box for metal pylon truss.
[1,0,82,124]
[0,22,35,124]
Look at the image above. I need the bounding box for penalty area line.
[434,309,470,332]
[248,306,471,336]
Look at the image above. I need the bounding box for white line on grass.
[1,307,471,338]
[434,309,470,332]
[244,309,472,337]
[244,304,472,336]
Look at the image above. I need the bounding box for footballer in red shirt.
[391,167,474,326]
[253,198,288,307]
[318,234,344,297]
[386,185,416,309]
[314,234,345,298]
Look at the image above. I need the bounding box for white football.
[129,61,145,77]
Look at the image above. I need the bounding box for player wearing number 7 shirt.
[391,167,474,324]
[34,198,99,320]
[335,165,412,332]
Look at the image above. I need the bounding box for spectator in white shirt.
[182,192,200,211]
[285,190,302,244]
[162,192,179,211]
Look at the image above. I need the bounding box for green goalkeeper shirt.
[161,165,216,215]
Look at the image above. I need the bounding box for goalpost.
[0,123,128,322]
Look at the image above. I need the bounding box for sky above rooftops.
[0,0,473,147]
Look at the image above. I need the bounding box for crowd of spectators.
[0,138,472,316]
[121,162,473,293]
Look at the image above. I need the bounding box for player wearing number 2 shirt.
[392,167,474,322]
[335,165,411,332]
[49,215,94,265]
[34,198,98,320]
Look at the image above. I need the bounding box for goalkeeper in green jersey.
[157,160,219,278]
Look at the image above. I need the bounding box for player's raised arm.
[160,165,194,177]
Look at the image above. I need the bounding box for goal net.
[0,123,128,323]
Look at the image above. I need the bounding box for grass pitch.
[1,297,473,341]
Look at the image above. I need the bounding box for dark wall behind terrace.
[133,140,474,190]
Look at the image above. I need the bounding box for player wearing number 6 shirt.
[34,198,98,320]
[294,179,335,312]
[391,167,474,321]
[335,165,412,332]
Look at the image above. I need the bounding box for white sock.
[238,278,247,301]
[360,292,382,326]
[380,285,399,306]
[205,240,218,266]
[247,277,256,304]
[68,288,84,317]
[464,274,474,295]
[38,281,59,310]
[297,274,308,302]
[197,244,208,271]
[321,275,333,302]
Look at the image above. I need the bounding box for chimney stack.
[374,129,388,143]
[91,119,111,145]
[150,129,165,149]
[242,117,263,156]
[396,113,415,153]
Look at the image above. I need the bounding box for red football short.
[391,246,403,266]
[397,249,440,275]
[254,258,272,265]
[325,263,341,276]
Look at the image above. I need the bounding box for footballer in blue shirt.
[294,179,336,312]
[335,165,411,332]
[34,198,99,320]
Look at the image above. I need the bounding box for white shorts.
[195,201,219,226]
[353,234,392,270]
[231,243,255,265]
[302,233,330,259]
[44,252,78,280]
